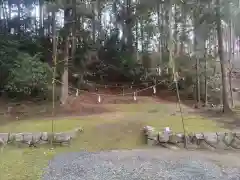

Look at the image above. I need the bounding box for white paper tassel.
[158,67,161,75]
[104,85,107,88]
[164,127,171,133]
[76,89,79,96]
[156,67,161,75]
[133,92,137,101]
[98,95,101,103]
[130,86,132,89]
[153,86,156,94]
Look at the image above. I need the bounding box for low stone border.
[0,127,83,149]
[142,126,240,150]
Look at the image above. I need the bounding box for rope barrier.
[53,78,169,97]
[81,80,140,88]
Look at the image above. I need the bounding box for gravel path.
[42,149,240,180]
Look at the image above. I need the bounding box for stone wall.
[0,127,83,149]
[142,126,240,150]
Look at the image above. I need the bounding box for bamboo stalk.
[168,0,187,148]
[51,11,57,146]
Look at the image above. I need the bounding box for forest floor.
[0,88,239,180]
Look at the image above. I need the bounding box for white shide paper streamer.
[153,86,156,94]
[98,95,101,103]
[133,92,137,101]
[76,89,79,96]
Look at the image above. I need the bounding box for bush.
[4,53,51,98]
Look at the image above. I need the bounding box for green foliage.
[5,54,51,96]
[0,35,51,98]
[97,31,145,81]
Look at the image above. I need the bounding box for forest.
[0,0,240,113]
[2,1,240,179]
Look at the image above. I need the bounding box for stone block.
[0,126,83,148]
[0,138,5,147]
[147,136,157,146]
[143,126,155,136]
[215,132,236,149]
[235,132,240,138]
[15,133,24,142]
[0,133,9,143]
[8,133,16,142]
[194,133,204,140]
[148,131,158,141]
[215,132,231,149]
[22,133,34,143]
[223,132,235,145]
[203,132,218,145]
[169,133,184,143]
[198,140,216,151]
[32,133,42,143]
[162,143,180,150]
[158,132,170,143]
[38,140,49,145]
[53,133,71,143]
[41,132,49,141]
[230,136,240,149]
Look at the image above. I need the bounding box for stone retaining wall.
[0,127,83,148]
[142,126,240,150]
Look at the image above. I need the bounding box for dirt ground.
[0,88,177,119]
[0,86,239,129]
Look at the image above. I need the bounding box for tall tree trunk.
[125,0,133,53]
[39,0,44,36]
[135,18,139,60]
[157,2,161,61]
[96,0,102,46]
[7,0,11,33]
[61,7,71,105]
[228,16,234,107]
[180,2,186,55]
[173,4,178,56]
[52,10,57,115]
[2,0,8,33]
[71,0,77,62]
[215,0,231,113]
[92,2,96,42]
[160,3,164,60]
[17,1,21,35]
[47,13,51,35]
[168,0,175,78]
[204,43,208,106]
[164,2,169,50]
[193,17,201,107]
[112,0,118,29]
[140,16,144,53]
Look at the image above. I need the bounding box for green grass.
[147,115,226,133]
[0,103,227,180]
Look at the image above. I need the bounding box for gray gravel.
[42,149,240,180]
